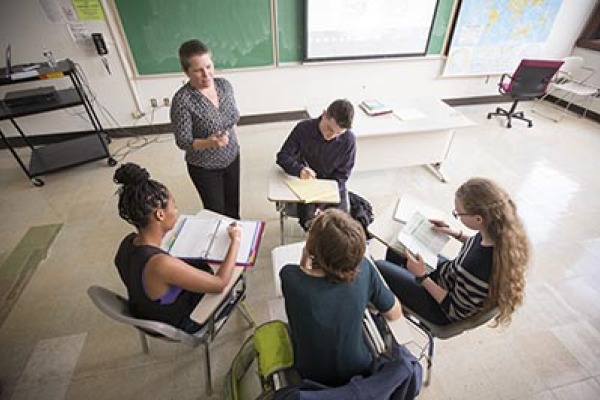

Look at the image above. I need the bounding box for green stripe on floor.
[0,224,62,326]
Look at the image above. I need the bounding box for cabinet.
[0,59,115,186]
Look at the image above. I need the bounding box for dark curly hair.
[113,163,169,229]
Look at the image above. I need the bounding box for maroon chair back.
[505,59,564,99]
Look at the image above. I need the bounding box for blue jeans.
[375,249,451,325]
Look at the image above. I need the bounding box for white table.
[307,98,475,182]
[270,241,413,344]
[267,167,340,244]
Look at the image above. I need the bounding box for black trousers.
[187,155,240,220]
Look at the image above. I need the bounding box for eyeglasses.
[452,209,471,219]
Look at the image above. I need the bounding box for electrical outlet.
[163,97,170,107]
[150,98,158,108]
[131,110,146,119]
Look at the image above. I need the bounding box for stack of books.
[359,99,393,116]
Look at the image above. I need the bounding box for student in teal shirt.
[280,209,402,387]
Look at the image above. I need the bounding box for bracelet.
[415,271,431,284]
[454,230,463,240]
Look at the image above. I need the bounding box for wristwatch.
[415,272,431,284]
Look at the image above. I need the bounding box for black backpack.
[348,191,374,239]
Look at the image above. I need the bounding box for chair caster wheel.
[32,178,45,187]
[108,157,117,167]
[507,123,512,128]
[528,122,533,128]
[487,114,492,119]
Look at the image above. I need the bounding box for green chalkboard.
[427,0,457,55]
[114,0,274,74]
[114,0,456,75]
[277,0,303,63]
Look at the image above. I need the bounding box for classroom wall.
[0,0,597,138]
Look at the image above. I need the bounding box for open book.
[284,177,339,203]
[359,99,393,116]
[396,211,449,268]
[162,215,265,267]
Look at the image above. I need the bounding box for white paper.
[393,195,444,223]
[67,23,90,43]
[394,108,426,121]
[168,217,219,258]
[397,211,449,268]
[163,215,262,265]
[11,70,40,80]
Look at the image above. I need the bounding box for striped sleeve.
[438,236,491,321]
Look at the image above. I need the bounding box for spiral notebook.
[163,215,265,267]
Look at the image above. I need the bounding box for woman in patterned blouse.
[376,177,530,326]
[171,39,241,219]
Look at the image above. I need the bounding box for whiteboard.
[305,0,438,61]
[443,0,563,76]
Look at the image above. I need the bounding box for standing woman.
[171,39,241,219]
[376,177,530,326]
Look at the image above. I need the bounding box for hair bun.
[113,163,150,186]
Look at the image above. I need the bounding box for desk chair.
[87,269,254,396]
[532,56,599,121]
[487,59,563,128]
[403,306,498,386]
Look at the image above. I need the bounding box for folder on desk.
[164,215,265,267]
[284,178,339,203]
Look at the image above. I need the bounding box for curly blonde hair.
[456,178,530,326]
[305,209,366,283]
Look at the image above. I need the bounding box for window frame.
[577,1,600,51]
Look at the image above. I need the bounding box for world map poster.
[443,0,563,76]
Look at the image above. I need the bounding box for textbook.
[284,177,339,203]
[396,211,449,268]
[163,215,265,267]
[359,99,393,116]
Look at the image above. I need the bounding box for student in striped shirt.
[376,177,530,326]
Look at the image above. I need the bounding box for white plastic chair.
[533,56,599,121]
[87,269,254,396]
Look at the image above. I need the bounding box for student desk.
[270,240,414,344]
[267,166,339,244]
[368,197,463,261]
[160,209,256,325]
[306,98,475,182]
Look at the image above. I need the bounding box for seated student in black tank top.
[113,162,242,333]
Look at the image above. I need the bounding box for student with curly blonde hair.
[376,177,530,326]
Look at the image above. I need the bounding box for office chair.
[403,306,499,386]
[87,268,254,396]
[487,59,563,128]
[532,56,599,121]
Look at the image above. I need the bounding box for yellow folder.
[284,178,339,203]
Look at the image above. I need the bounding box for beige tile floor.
[1,102,600,399]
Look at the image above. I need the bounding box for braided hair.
[113,163,169,229]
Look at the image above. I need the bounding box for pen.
[167,217,187,252]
